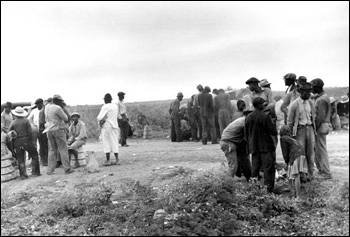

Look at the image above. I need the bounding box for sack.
[85,151,100,173]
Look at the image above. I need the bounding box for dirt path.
[1,130,349,196]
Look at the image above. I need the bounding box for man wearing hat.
[9,106,41,179]
[281,76,307,125]
[117,92,129,147]
[1,102,14,133]
[283,73,297,94]
[329,97,341,132]
[310,78,332,179]
[337,95,349,129]
[97,93,120,166]
[245,97,277,193]
[287,82,316,181]
[67,112,87,168]
[169,92,184,142]
[198,86,218,145]
[44,94,74,175]
[245,77,274,111]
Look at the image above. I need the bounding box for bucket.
[143,125,153,139]
[69,146,86,166]
[1,155,18,182]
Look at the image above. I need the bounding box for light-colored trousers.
[47,129,72,173]
[295,126,315,177]
[315,133,331,175]
[101,126,119,154]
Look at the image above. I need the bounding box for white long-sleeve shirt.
[97,103,120,129]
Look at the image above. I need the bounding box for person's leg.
[201,116,208,145]
[55,130,73,174]
[237,142,251,181]
[197,113,202,140]
[189,114,198,141]
[215,115,221,139]
[220,141,238,177]
[305,127,315,178]
[15,146,28,178]
[170,118,176,142]
[294,174,301,199]
[315,133,331,177]
[262,152,275,193]
[251,152,262,181]
[208,115,217,144]
[25,141,41,175]
[174,117,182,142]
[47,131,58,174]
[110,128,120,164]
[38,132,48,166]
[69,140,86,168]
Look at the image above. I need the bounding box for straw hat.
[11,106,28,117]
[340,95,349,103]
[259,79,271,87]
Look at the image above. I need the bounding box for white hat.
[340,95,349,103]
[11,106,28,117]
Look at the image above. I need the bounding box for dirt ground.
[1,130,349,197]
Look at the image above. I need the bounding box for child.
[279,125,308,199]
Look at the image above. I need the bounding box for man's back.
[198,92,213,117]
[45,103,68,132]
[215,93,231,112]
[221,117,245,143]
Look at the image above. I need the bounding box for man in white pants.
[97,93,120,166]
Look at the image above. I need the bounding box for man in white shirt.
[97,93,120,166]
[117,92,129,147]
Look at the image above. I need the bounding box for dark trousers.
[214,115,221,139]
[201,115,217,144]
[236,142,252,181]
[14,138,41,177]
[189,114,198,140]
[251,151,275,193]
[38,131,48,165]
[171,117,182,142]
[118,119,129,146]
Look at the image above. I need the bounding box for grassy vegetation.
[1,168,348,236]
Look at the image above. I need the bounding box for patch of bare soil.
[1,130,349,197]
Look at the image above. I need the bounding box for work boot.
[73,162,80,169]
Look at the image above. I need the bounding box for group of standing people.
[169,73,346,198]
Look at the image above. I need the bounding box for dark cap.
[204,86,211,92]
[297,76,307,86]
[53,94,64,101]
[197,84,203,91]
[283,73,297,81]
[252,97,266,108]
[298,82,312,91]
[35,98,44,104]
[177,92,184,97]
[310,78,324,88]
[104,93,113,100]
[47,97,53,103]
[245,77,260,85]
[117,92,125,96]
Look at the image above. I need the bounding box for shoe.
[65,169,75,174]
[31,173,41,177]
[122,144,129,147]
[192,139,199,142]
[56,161,62,168]
[320,174,332,180]
[73,162,80,169]
[19,176,28,180]
[102,161,112,166]
[212,141,219,145]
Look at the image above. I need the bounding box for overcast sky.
[1,1,349,106]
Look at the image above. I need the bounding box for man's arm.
[315,99,329,130]
[281,93,291,124]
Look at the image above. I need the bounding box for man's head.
[274,95,282,102]
[53,94,65,106]
[4,102,12,113]
[218,89,225,94]
[104,93,112,103]
[237,100,246,112]
[245,77,260,92]
[71,112,80,124]
[280,125,291,137]
[283,73,297,86]
[298,82,312,100]
[177,92,184,101]
[310,78,324,94]
[259,79,271,89]
[118,92,125,101]
[212,89,219,95]
[204,86,211,93]
[252,97,266,110]
[197,84,203,92]
[35,98,44,110]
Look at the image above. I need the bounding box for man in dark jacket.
[245,97,277,193]
[169,92,184,142]
[198,86,218,145]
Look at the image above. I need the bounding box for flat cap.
[283,73,297,81]
[245,77,260,84]
[35,98,44,104]
[177,92,184,97]
[252,97,266,107]
[298,82,312,91]
[117,92,125,96]
[310,78,324,88]
[53,94,64,101]
[104,93,113,100]
[297,76,307,86]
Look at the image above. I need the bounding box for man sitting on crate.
[67,112,87,169]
